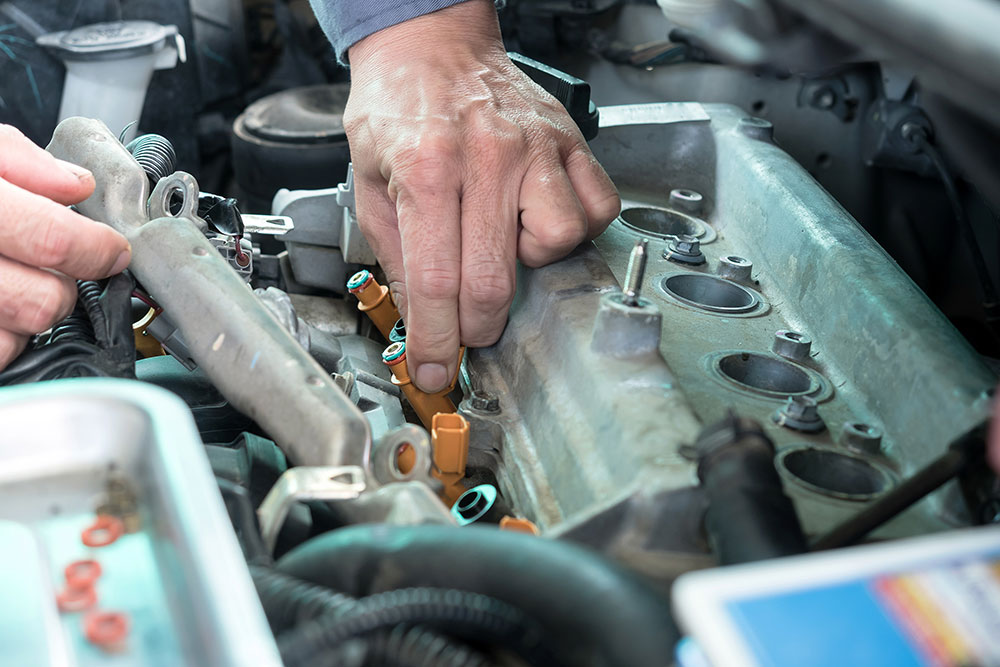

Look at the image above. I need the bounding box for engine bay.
[1,1,999,665]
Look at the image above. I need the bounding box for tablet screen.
[673,527,1000,667]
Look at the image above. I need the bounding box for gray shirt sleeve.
[309,0,475,62]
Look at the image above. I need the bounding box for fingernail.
[56,159,93,182]
[111,247,131,274]
[415,363,449,393]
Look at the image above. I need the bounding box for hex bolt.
[841,422,883,455]
[469,389,500,414]
[668,189,705,216]
[772,330,813,362]
[622,239,649,307]
[717,255,753,282]
[772,395,825,433]
[663,234,706,265]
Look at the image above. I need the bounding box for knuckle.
[0,124,26,145]
[341,110,362,136]
[536,219,586,251]
[595,191,622,224]
[415,327,456,354]
[31,217,72,268]
[18,278,73,332]
[472,130,522,162]
[410,266,461,301]
[396,136,460,182]
[463,325,504,348]
[463,265,515,307]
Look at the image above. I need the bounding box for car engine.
[1,0,998,665]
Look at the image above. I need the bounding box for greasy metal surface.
[47,118,373,470]
[0,379,280,666]
[591,103,993,536]
[465,102,995,565]
[463,244,703,536]
[129,218,372,467]
[46,118,150,234]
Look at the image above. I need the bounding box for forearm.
[308,0,485,63]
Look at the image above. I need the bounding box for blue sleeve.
[309,0,478,63]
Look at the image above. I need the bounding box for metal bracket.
[370,424,437,489]
[257,466,366,553]
[148,171,208,233]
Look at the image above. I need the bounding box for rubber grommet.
[81,515,124,548]
[57,584,97,613]
[65,559,103,589]
[84,611,129,647]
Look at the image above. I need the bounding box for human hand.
[0,125,131,369]
[345,0,620,392]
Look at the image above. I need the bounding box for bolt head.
[672,235,700,255]
[772,395,825,432]
[785,396,817,419]
[841,422,883,454]
[469,390,500,413]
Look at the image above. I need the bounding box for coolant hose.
[696,414,808,564]
[275,524,677,667]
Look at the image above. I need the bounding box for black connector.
[508,52,600,141]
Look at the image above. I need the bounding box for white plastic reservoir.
[37,21,186,141]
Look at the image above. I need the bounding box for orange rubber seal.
[57,584,97,613]
[81,515,124,548]
[84,611,129,647]
[65,559,103,589]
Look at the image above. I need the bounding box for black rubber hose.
[908,128,1000,333]
[0,341,100,385]
[278,587,549,667]
[311,625,494,667]
[276,524,677,667]
[251,567,498,666]
[250,565,354,635]
[126,133,176,185]
[696,414,808,564]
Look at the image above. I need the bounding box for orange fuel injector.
[430,412,470,505]
[347,270,399,339]
[381,341,463,429]
[395,412,471,505]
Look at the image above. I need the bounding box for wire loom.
[252,567,533,667]
[0,274,136,386]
